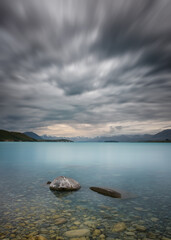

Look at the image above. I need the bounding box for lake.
[0,142,171,239]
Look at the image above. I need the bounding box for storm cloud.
[0,0,171,136]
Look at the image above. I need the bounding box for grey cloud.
[0,0,171,134]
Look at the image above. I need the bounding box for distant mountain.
[24,132,42,140]
[41,134,71,141]
[0,130,36,142]
[41,134,73,142]
[68,129,171,142]
[151,129,171,141]
[41,134,59,140]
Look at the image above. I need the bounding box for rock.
[134,207,144,211]
[135,225,146,232]
[64,229,90,238]
[28,235,47,240]
[50,176,81,191]
[74,221,81,225]
[90,187,135,199]
[100,234,105,239]
[84,221,96,228]
[151,217,158,222]
[55,218,67,225]
[93,229,101,236]
[90,187,121,198]
[47,181,51,184]
[125,232,135,236]
[112,222,126,232]
[69,238,87,240]
[52,214,61,219]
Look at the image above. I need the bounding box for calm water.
[0,142,171,240]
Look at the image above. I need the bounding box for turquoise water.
[0,142,171,239]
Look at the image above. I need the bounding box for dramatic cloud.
[0,0,171,136]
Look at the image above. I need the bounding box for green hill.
[0,130,36,142]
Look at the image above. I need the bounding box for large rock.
[90,186,135,199]
[49,176,81,191]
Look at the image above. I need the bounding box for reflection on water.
[0,142,171,239]
[52,190,75,199]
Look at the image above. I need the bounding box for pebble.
[100,234,105,239]
[151,217,159,222]
[135,225,146,232]
[112,222,126,232]
[55,217,67,225]
[134,207,144,211]
[64,229,90,238]
[28,235,47,240]
[125,231,135,236]
[93,229,101,236]
[74,221,81,225]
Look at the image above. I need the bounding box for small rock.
[47,181,51,184]
[55,218,67,225]
[64,229,90,238]
[125,232,135,236]
[112,222,126,232]
[100,234,105,239]
[74,221,81,225]
[135,225,146,232]
[134,207,144,211]
[28,235,47,240]
[151,217,158,222]
[52,214,61,219]
[93,229,101,236]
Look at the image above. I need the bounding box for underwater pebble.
[112,222,126,232]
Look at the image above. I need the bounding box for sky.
[0,0,171,137]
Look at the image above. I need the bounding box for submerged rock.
[112,222,126,232]
[90,187,121,198]
[55,218,67,225]
[135,225,146,231]
[64,229,90,237]
[49,176,81,191]
[90,186,135,199]
[28,235,47,240]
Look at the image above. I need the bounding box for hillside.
[0,130,36,142]
[0,130,72,142]
[24,132,42,140]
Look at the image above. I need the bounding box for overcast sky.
[0,0,171,137]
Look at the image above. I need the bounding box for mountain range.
[41,129,171,142]
[0,129,171,142]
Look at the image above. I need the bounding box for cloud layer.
[0,0,171,136]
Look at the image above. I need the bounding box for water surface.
[0,142,171,239]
